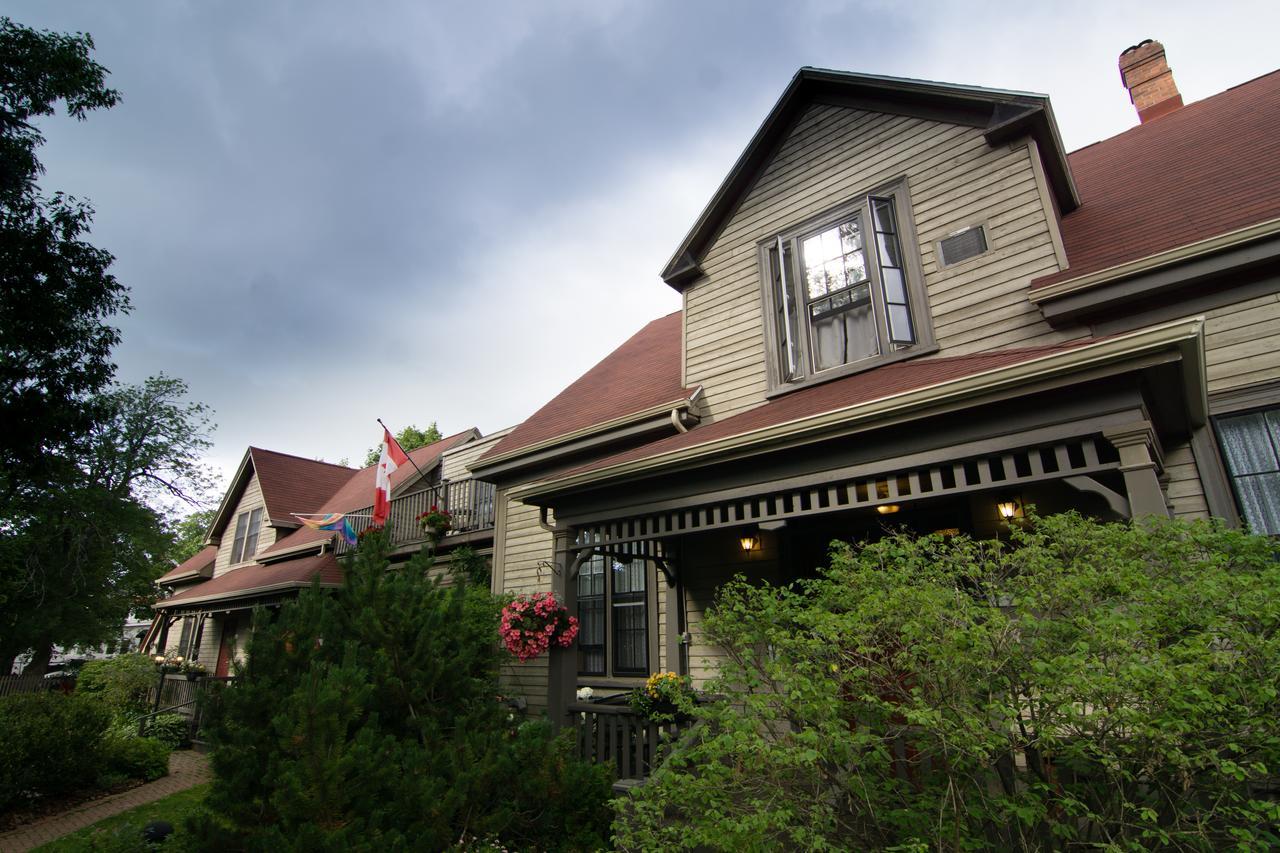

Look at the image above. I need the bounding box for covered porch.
[526,368,1197,781]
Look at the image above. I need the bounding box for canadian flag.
[372,427,410,527]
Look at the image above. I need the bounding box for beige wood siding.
[684,103,1084,425]
[442,429,512,482]
[495,494,554,714]
[1204,292,1280,394]
[1164,440,1210,519]
[212,473,276,577]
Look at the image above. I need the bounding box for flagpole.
[376,418,430,482]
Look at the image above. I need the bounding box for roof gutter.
[511,317,1206,501]
[156,578,343,611]
[1031,217,1280,304]
[470,389,703,479]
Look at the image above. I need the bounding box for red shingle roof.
[479,312,693,463]
[1032,70,1280,290]
[551,340,1096,482]
[249,448,356,527]
[263,429,477,555]
[157,544,216,584]
[156,553,343,609]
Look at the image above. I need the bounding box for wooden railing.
[0,673,75,696]
[569,701,691,782]
[334,478,497,555]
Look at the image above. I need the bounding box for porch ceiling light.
[739,530,760,552]
[876,504,900,515]
[997,497,1023,519]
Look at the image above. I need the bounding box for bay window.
[762,179,931,389]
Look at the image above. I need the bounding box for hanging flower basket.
[629,671,695,723]
[499,592,579,662]
[415,506,453,543]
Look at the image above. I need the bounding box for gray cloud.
[9,0,1278,482]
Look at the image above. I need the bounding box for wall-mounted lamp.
[876,504,900,515]
[996,497,1023,520]
[739,530,760,552]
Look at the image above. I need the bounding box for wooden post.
[546,529,577,729]
[1104,421,1171,518]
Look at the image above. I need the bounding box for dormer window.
[761,179,932,389]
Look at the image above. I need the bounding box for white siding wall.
[684,104,1086,425]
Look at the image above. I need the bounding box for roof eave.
[512,318,1205,501]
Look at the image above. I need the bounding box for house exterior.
[469,41,1280,739]
[148,429,502,674]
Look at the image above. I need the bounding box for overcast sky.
[11,1,1279,493]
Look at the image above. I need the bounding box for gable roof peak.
[661,65,1077,291]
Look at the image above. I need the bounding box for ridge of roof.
[246,446,356,472]
[476,312,691,466]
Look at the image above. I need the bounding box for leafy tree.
[362,422,442,467]
[192,530,611,851]
[169,507,217,566]
[0,376,215,674]
[0,16,125,506]
[614,513,1280,851]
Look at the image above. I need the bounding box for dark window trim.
[758,176,934,396]
[576,552,658,679]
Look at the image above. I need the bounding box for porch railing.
[334,478,497,555]
[569,701,692,782]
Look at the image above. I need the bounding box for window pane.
[231,512,248,563]
[888,304,914,344]
[770,244,800,380]
[880,266,907,305]
[1234,472,1280,535]
[872,197,897,233]
[611,557,647,676]
[243,507,263,560]
[577,555,605,675]
[802,218,865,300]
[1218,413,1279,475]
[811,297,878,370]
[876,232,901,268]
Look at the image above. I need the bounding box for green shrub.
[77,654,156,717]
[101,734,170,783]
[145,713,189,749]
[194,527,610,851]
[0,692,111,810]
[613,514,1280,851]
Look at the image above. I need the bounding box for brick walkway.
[0,750,211,852]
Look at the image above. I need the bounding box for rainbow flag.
[294,512,357,546]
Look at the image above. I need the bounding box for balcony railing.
[334,478,497,555]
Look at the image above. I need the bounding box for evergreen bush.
[0,692,110,810]
[613,513,1280,851]
[192,527,610,851]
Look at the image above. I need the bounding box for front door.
[215,615,239,677]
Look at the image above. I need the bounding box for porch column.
[154,615,172,655]
[546,529,577,728]
[1104,421,1170,518]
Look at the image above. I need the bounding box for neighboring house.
[470,42,1280,737]
[146,430,503,676]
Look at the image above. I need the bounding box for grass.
[32,784,209,852]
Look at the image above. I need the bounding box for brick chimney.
[1119,39,1184,123]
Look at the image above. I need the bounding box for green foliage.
[145,713,189,749]
[0,376,214,671]
[613,513,1280,851]
[0,16,124,507]
[100,734,170,783]
[0,692,110,811]
[194,528,610,851]
[76,654,156,717]
[628,671,695,723]
[447,545,491,588]
[168,508,216,566]
[362,422,442,467]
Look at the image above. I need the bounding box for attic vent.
[938,225,988,267]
